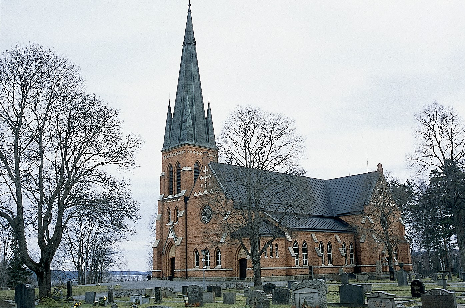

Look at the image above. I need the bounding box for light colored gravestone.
[15,284,35,308]
[339,284,365,307]
[203,292,215,303]
[272,287,290,305]
[140,297,150,305]
[85,292,96,304]
[223,292,236,304]
[291,279,327,308]
[144,288,154,297]
[421,288,457,308]
[188,285,203,306]
[367,291,395,308]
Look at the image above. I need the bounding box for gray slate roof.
[162,5,216,151]
[209,162,381,232]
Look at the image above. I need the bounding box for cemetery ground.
[1,277,465,308]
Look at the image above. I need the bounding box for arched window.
[194,161,200,182]
[342,242,347,265]
[349,243,355,264]
[194,249,200,267]
[319,241,325,265]
[327,242,333,265]
[215,248,221,267]
[168,164,173,195]
[302,241,308,266]
[167,208,171,224]
[293,241,299,266]
[176,162,181,194]
[174,207,179,223]
[204,249,210,267]
[275,244,279,258]
[270,244,273,258]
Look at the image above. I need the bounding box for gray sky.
[2,1,465,271]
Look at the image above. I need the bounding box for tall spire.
[162,2,216,151]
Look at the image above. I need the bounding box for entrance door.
[169,257,175,280]
[239,258,247,280]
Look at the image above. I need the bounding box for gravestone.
[287,280,297,289]
[15,284,35,308]
[85,292,96,304]
[421,288,457,308]
[410,279,425,298]
[397,269,408,286]
[154,287,162,304]
[272,287,290,305]
[182,286,189,295]
[340,272,349,285]
[339,284,365,307]
[207,285,222,297]
[356,273,369,282]
[291,279,327,308]
[223,292,236,304]
[67,281,72,300]
[107,289,114,303]
[248,290,270,308]
[140,297,150,305]
[203,292,215,303]
[145,288,154,297]
[188,285,203,306]
[367,291,395,308]
[375,261,383,277]
[263,283,276,294]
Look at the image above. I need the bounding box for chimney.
[377,163,383,174]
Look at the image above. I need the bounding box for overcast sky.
[2,1,465,271]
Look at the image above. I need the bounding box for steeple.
[162,3,216,151]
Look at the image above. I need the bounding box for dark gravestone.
[207,285,221,297]
[248,290,270,308]
[410,279,425,298]
[15,284,35,308]
[339,284,365,307]
[223,292,236,304]
[397,269,408,286]
[367,291,395,308]
[107,289,114,303]
[182,286,189,295]
[421,288,457,308]
[67,281,72,299]
[340,273,349,285]
[85,292,96,304]
[154,287,162,304]
[272,287,290,305]
[188,285,203,306]
[263,283,276,295]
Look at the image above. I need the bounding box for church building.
[152,4,411,280]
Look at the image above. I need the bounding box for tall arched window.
[342,242,347,265]
[215,248,221,267]
[319,241,325,265]
[194,249,200,267]
[302,241,308,266]
[204,249,210,267]
[293,241,299,266]
[176,162,182,194]
[174,207,179,223]
[168,164,173,195]
[194,161,200,182]
[167,208,171,224]
[327,242,333,265]
[275,244,279,258]
[349,243,355,264]
[270,244,273,258]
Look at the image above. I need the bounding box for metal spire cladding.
[162,3,216,151]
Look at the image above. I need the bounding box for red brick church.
[152,3,411,280]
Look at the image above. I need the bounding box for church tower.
[153,2,218,279]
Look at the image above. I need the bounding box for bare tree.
[219,105,305,175]
[212,105,306,287]
[408,102,465,272]
[0,44,140,298]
